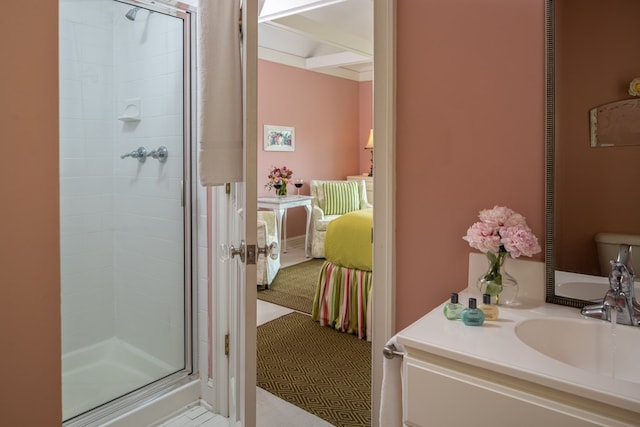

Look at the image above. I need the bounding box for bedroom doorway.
[254,0,382,425]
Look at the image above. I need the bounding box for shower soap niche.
[118,98,141,122]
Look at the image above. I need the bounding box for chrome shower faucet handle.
[120,146,147,162]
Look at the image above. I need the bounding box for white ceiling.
[258,0,373,81]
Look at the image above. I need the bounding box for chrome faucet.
[120,146,147,162]
[581,244,640,326]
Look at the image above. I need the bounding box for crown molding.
[258,46,372,82]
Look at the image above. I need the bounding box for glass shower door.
[59,0,192,421]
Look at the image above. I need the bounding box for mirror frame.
[544,0,591,309]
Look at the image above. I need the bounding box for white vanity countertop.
[396,288,640,414]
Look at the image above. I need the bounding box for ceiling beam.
[259,0,348,23]
[265,14,373,57]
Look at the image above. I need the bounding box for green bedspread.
[324,208,373,271]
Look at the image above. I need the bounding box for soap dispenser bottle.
[461,298,485,326]
[478,293,499,321]
[443,292,465,320]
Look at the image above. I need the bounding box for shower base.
[62,337,177,421]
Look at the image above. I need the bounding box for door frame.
[371,1,396,425]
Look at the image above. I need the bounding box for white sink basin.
[515,317,640,384]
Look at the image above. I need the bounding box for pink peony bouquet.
[463,205,541,258]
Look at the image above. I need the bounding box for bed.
[311,208,373,340]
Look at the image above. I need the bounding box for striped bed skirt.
[311,261,373,340]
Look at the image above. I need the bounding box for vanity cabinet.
[403,351,635,427]
[396,290,640,427]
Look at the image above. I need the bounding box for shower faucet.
[120,146,168,163]
[120,146,148,162]
[148,146,168,162]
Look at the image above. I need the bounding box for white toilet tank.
[595,232,640,277]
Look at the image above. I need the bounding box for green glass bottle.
[443,292,465,320]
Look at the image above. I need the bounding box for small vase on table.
[275,182,287,197]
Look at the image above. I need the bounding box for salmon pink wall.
[395,0,546,329]
[1,2,61,424]
[257,60,371,237]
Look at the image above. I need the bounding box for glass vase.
[477,252,519,305]
[276,183,287,197]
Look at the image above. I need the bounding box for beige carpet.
[257,259,325,314]
[257,312,371,427]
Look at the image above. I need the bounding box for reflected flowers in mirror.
[628,78,640,97]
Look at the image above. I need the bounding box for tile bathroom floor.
[158,242,334,427]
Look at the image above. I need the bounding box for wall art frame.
[263,125,295,151]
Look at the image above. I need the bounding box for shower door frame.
[61,1,198,425]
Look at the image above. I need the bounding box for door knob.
[257,241,279,260]
[220,240,246,263]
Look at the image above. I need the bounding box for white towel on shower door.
[197,0,243,186]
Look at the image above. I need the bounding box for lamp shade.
[364,129,373,149]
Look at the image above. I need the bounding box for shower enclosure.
[59,0,195,422]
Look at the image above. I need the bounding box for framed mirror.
[545,0,640,307]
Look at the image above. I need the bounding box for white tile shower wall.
[60,0,117,354]
[60,2,188,370]
[113,8,186,369]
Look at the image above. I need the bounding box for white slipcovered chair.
[310,179,372,258]
[257,210,280,288]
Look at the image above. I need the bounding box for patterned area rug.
[257,312,372,427]
[257,259,326,314]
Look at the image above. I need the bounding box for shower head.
[125,7,140,21]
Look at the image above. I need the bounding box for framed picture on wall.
[264,125,295,151]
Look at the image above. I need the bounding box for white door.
[227,186,257,427]
[227,0,258,425]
